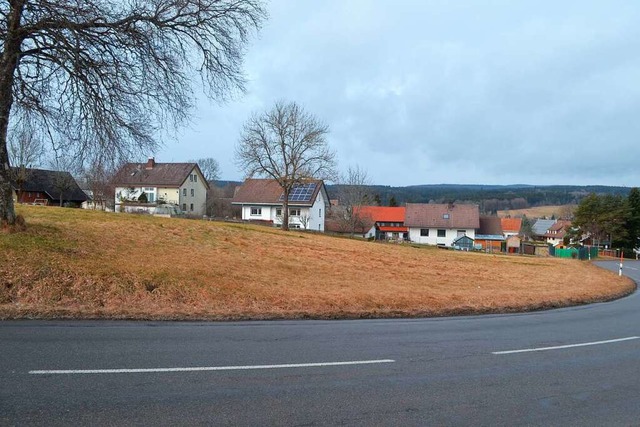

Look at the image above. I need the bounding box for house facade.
[231,179,330,231]
[354,206,408,240]
[113,158,209,217]
[405,203,480,247]
[544,220,572,246]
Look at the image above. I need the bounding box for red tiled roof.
[501,218,522,233]
[354,206,405,223]
[405,203,480,229]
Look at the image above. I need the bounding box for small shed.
[453,235,475,251]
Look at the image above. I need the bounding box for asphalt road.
[1,260,640,426]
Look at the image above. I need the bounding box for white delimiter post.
[619,251,624,277]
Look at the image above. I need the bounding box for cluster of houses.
[229,178,574,251]
[10,160,575,252]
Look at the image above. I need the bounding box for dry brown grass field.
[0,205,633,320]
[498,204,577,219]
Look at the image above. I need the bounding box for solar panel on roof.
[278,182,317,202]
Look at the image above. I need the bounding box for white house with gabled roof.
[231,178,330,231]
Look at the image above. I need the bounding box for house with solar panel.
[231,178,330,231]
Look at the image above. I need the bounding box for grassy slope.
[0,205,634,320]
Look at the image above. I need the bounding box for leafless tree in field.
[190,157,221,183]
[235,101,337,231]
[7,114,45,196]
[0,0,266,224]
[333,165,372,236]
[81,160,118,210]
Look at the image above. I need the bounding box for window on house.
[190,189,195,197]
[437,229,446,238]
[443,213,450,219]
[182,203,186,211]
[190,203,194,211]
[276,208,282,216]
[251,207,262,216]
[420,229,429,237]
[182,188,187,196]
[457,230,466,237]
[290,208,301,216]
[319,208,322,217]
[194,174,197,182]
[143,187,155,203]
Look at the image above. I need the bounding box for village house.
[500,217,522,237]
[113,158,209,217]
[355,206,408,240]
[544,220,572,246]
[10,167,87,207]
[231,178,330,231]
[405,203,480,247]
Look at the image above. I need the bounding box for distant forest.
[326,184,633,215]
[214,181,633,215]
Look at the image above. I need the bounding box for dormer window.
[443,214,450,219]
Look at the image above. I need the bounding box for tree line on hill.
[327,184,631,214]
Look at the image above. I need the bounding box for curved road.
[1,261,640,426]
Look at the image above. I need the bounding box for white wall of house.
[408,227,476,247]
[241,205,275,222]
[239,188,329,231]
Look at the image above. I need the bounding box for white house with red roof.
[355,206,408,240]
[231,178,330,231]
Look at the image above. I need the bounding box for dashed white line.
[492,336,639,355]
[29,359,396,375]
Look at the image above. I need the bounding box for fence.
[549,245,598,260]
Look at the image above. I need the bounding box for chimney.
[145,157,155,169]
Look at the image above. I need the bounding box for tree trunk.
[0,1,26,225]
[282,187,290,231]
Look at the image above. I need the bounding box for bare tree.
[7,116,45,198]
[235,101,337,231]
[334,165,372,236]
[81,160,118,210]
[190,157,221,183]
[48,155,80,207]
[0,0,266,225]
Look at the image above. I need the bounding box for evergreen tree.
[628,188,640,249]
[389,196,398,207]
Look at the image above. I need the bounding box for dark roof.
[114,161,208,188]
[478,216,503,235]
[405,203,480,229]
[231,178,326,207]
[11,168,87,202]
[532,219,556,236]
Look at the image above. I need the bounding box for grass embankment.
[0,205,634,320]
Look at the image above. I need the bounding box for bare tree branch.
[0,0,266,224]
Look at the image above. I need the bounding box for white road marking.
[29,359,396,375]
[492,336,639,355]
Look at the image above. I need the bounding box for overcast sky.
[156,0,640,187]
